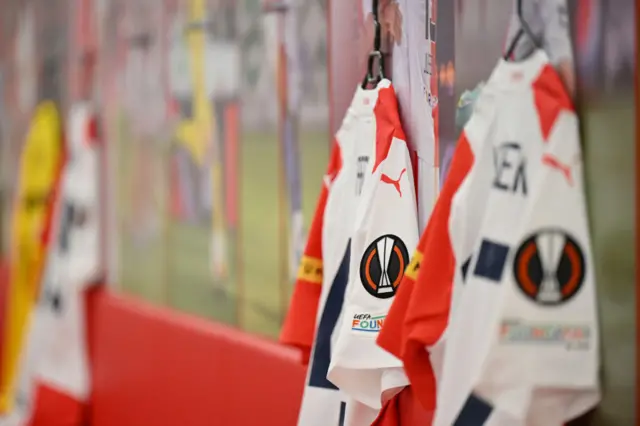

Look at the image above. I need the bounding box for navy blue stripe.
[338,401,347,426]
[473,239,509,283]
[58,202,74,252]
[308,243,350,389]
[453,393,493,426]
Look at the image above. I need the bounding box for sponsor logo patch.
[500,319,591,351]
[360,234,409,299]
[296,255,323,284]
[513,229,586,306]
[351,313,386,334]
[404,251,423,281]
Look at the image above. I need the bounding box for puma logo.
[542,154,573,186]
[380,168,406,197]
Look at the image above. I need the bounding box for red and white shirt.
[4,103,101,426]
[378,50,599,426]
[281,79,419,426]
[434,50,599,426]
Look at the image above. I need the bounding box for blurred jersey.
[363,0,437,229]
[433,51,599,426]
[376,49,599,425]
[0,101,64,415]
[2,103,101,426]
[281,79,418,426]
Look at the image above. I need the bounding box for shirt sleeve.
[327,135,419,409]
[279,141,342,362]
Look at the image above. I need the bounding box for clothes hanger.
[503,0,540,60]
[361,0,385,89]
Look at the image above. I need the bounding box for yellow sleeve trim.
[404,251,423,281]
[297,255,323,284]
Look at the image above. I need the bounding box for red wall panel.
[0,261,306,425]
[86,288,306,426]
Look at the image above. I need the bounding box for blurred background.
[0,0,331,339]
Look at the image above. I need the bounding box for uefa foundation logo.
[351,313,386,334]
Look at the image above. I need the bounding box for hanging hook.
[372,0,382,53]
[503,0,539,60]
[361,0,385,89]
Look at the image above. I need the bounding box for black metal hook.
[361,0,385,89]
[503,0,539,60]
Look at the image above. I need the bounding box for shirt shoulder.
[372,83,409,172]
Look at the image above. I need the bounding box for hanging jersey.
[282,79,413,426]
[326,81,419,414]
[378,49,579,417]
[364,0,437,230]
[433,50,600,426]
[0,101,64,415]
[4,103,101,426]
